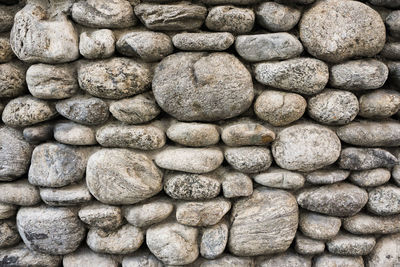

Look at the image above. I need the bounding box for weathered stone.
[23,123,54,143]
[314,254,364,267]
[344,213,400,235]
[0,220,20,248]
[299,211,341,240]
[327,232,375,256]
[254,58,329,95]
[172,32,234,51]
[253,168,305,190]
[367,234,400,266]
[339,148,398,170]
[0,244,61,267]
[380,41,400,59]
[367,185,400,215]
[79,29,115,59]
[224,146,272,174]
[295,233,325,255]
[359,90,400,119]
[79,203,122,230]
[0,4,20,33]
[369,0,400,8]
[0,34,14,63]
[167,122,220,147]
[222,122,275,146]
[0,203,16,219]
[200,254,254,267]
[256,2,301,32]
[255,252,312,267]
[0,61,26,98]
[350,168,390,187]
[386,10,400,38]
[54,122,97,146]
[388,61,400,87]
[200,220,228,259]
[206,6,254,34]
[39,182,92,206]
[305,169,350,185]
[122,250,163,267]
[221,170,253,198]
[63,247,118,267]
[0,180,40,206]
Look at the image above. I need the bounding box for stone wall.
[0,0,400,266]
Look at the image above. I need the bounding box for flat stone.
[23,123,54,143]
[0,34,14,63]
[367,234,400,266]
[63,247,118,267]
[221,170,253,198]
[314,254,364,267]
[222,122,274,146]
[206,6,254,33]
[79,29,115,59]
[344,213,400,235]
[200,220,228,259]
[79,203,123,230]
[0,244,61,267]
[54,122,97,146]
[224,146,272,174]
[0,61,26,98]
[172,32,234,51]
[167,122,220,147]
[305,169,350,185]
[254,58,329,95]
[253,168,305,190]
[256,2,300,32]
[295,233,325,255]
[359,90,400,119]
[386,11,400,38]
[368,185,400,215]
[0,180,40,206]
[0,203,17,219]
[122,250,163,267]
[299,211,341,240]
[327,232,376,256]
[339,148,398,170]
[39,182,92,206]
[0,220,20,248]
[350,168,391,187]
[200,255,254,267]
[380,41,400,59]
[255,252,312,267]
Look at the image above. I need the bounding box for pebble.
[200,220,229,259]
[221,170,253,198]
[167,122,220,147]
[224,146,272,174]
[79,29,115,59]
[39,182,93,206]
[350,168,391,187]
[200,254,254,267]
[314,254,364,267]
[0,203,17,219]
[359,90,400,119]
[63,247,118,267]
[0,33,14,63]
[253,168,305,190]
[305,169,350,185]
[0,244,61,267]
[221,122,275,146]
[255,2,301,32]
[386,11,400,38]
[0,180,40,206]
[122,250,163,267]
[295,233,325,255]
[79,203,123,230]
[54,122,97,146]
[205,6,254,33]
[327,232,376,256]
[339,147,398,170]
[299,211,341,240]
[367,185,400,215]
[0,220,20,248]
[344,213,400,235]
[0,61,26,98]
[172,32,234,51]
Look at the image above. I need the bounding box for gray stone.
[0,220,20,248]
[54,122,97,146]
[63,247,118,267]
[172,32,234,51]
[272,124,341,172]
[0,180,40,206]
[367,234,400,266]
[350,168,391,187]
[17,206,85,255]
[255,252,312,267]
[224,146,272,174]
[359,90,400,119]
[221,122,275,146]
[122,250,163,267]
[344,213,400,235]
[388,61,400,87]
[305,169,350,185]
[153,52,254,121]
[369,0,400,8]
[39,182,92,206]
[0,244,61,267]
[386,11,400,38]
[297,183,368,217]
[199,0,261,5]
[254,90,306,126]
[299,211,341,240]
[200,220,229,259]
[339,148,398,170]
[23,123,54,143]
[314,254,364,267]
[229,187,298,256]
[0,61,26,98]
[79,203,123,230]
[221,170,253,198]
[307,89,359,125]
[167,122,220,147]
[256,2,301,32]
[78,57,152,99]
[0,4,20,33]
[0,203,16,219]
[79,29,115,59]
[253,168,305,190]
[327,232,375,256]
[368,185,400,215]
[299,0,386,63]
[135,3,207,31]
[235,33,303,62]
[116,31,173,62]
[0,33,14,63]
[254,58,329,95]
[380,41,400,59]
[206,6,254,34]
[200,254,254,267]
[295,233,325,255]
[393,165,400,186]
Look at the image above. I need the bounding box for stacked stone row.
[1,0,400,266]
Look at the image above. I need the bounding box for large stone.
[359,90,400,119]
[368,185,400,215]
[200,220,228,259]
[229,187,298,256]
[0,220,20,248]
[79,29,115,59]
[221,122,275,146]
[172,32,234,51]
[305,169,350,185]
[167,122,220,147]
[367,234,400,266]
[255,252,312,267]
[0,61,26,98]
[327,232,376,256]
[152,52,254,121]
[39,182,92,206]
[253,168,305,190]
[0,244,61,267]
[299,211,341,240]
[79,203,122,230]
[63,247,118,267]
[339,147,398,170]
[0,180,40,206]
[349,168,391,187]
[314,254,364,267]
[299,0,386,63]
[205,6,254,34]
[54,122,97,146]
[255,2,301,32]
[224,146,272,174]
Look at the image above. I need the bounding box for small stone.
[235,33,303,62]
[79,29,115,59]
[297,183,368,217]
[23,123,54,143]
[344,213,400,235]
[221,170,253,198]
[367,185,400,215]
[367,234,400,266]
[172,32,234,51]
[63,247,118,267]
[79,203,123,230]
[109,92,161,124]
[224,146,272,174]
[146,221,199,265]
[0,244,61,267]
[388,61,400,87]
[200,220,229,259]
[176,198,231,226]
[39,182,92,206]
[0,33,14,63]
[122,250,163,267]
[307,89,359,125]
[116,31,173,62]
[386,11,400,38]
[0,61,26,98]
[206,6,254,34]
[350,168,390,187]
[359,90,400,119]
[314,254,364,267]
[305,169,350,185]
[78,57,152,99]
[167,122,220,147]
[254,90,306,126]
[0,220,20,248]
[0,203,17,219]
[87,224,144,254]
[253,168,305,190]
[199,0,261,5]
[327,232,375,256]
[380,41,400,59]
[72,0,136,28]
[299,211,341,240]
[135,3,207,31]
[222,122,275,146]
[254,58,329,95]
[200,254,254,267]
[255,252,312,267]
[17,206,85,255]
[339,148,398,170]
[256,2,301,32]
[0,180,40,206]
[295,233,325,255]
[54,122,97,146]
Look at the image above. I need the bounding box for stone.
[314,254,364,267]
[0,220,20,248]
[0,33,14,63]
[10,4,79,63]
[199,0,261,5]
[253,168,305,190]
[54,122,97,146]
[96,123,166,150]
[56,95,109,125]
[224,146,272,174]
[164,171,221,200]
[367,234,400,266]
[153,52,254,121]
[229,187,298,256]
[146,221,199,265]
[0,180,40,206]
[368,185,400,215]
[388,61,400,87]
[134,3,207,31]
[255,252,312,267]
[327,232,375,256]
[254,90,306,126]
[0,4,20,33]
[272,124,341,172]
[386,11,400,38]
[200,220,229,259]
[307,89,359,125]
[0,203,17,219]
[155,147,223,173]
[109,93,161,124]
[167,122,220,147]
[79,29,115,59]
[23,123,54,143]
[87,149,162,205]
[2,95,57,127]
[176,198,231,226]
[299,0,386,63]
[369,0,400,8]
[235,33,303,62]
[339,147,398,170]
[299,211,341,240]
[0,61,26,98]
[39,182,92,206]
[359,90,400,119]
[123,198,173,228]
[380,41,400,59]
[295,233,325,255]
[26,63,78,100]
[0,244,61,267]
[344,213,400,235]
[0,126,32,181]
[72,0,136,28]
[254,58,329,95]
[63,247,118,267]
[116,31,173,62]
[87,224,144,254]
[350,168,391,187]
[221,170,253,198]
[329,59,388,90]
[256,2,301,32]
[200,255,254,267]
[29,143,86,188]
[222,122,275,146]
[78,57,152,99]
[205,6,254,34]
[17,206,85,255]
[122,250,163,267]
[79,203,122,230]
[172,32,234,51]
[305,169,350,185]
[297,183,368,217]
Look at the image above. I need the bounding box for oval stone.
[167,122,220,147]
[368,185,400,215]
[205,6,254,34]
[0,61,26,98]
[359,90,400,119]
[221,122,275,146]
[224,146,272,174]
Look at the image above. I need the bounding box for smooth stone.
[299,211,341,240]
[327,232,376,256]
[305,169,350,185]
[254,90,306,126]
[155,147,223,173]
[0,244,61,267]
[386,11,400,38]
[221,170,253,198]
[254,58,329,95]
[116,31,173,62]
[176,198,231,226]
[87,225,144,254]
[2,95,57,127]
[200,255,254,267]
[79,203,122,230]
[369,0,400,8]
[307,89,359,125]
[367,234,400,266]
[0,203,17,219]
[87,149,163,205]
[0,61,26,98]
[79,29,115,59]
[350,168,391,187]
[200,220,229,259]
[205,6,254,34]
[0,180,40,206]
[78,57,152,99]
[339,147,398,170]
[256,2,301,32]
[368,185,400,215]
[235,33,303,62]
[172,32,234,51]
[0,220,20,248]
[39,182,92,206]
[23,123,54,143]
[255,252,312,267]
[17,206,85,255]
[63,247,118,267]
[253,168,305,190]
[272,124,341,172]
[152,52,254,121]
[344,213,400,235]
[0,34,14,63]
[314,254,364,267]
[122,250,163,267]
[296,183,368,217]
[388,61,400,87]
[359,90,400,119]
[380,41,400,59]
[167,122,220,147]
[224,146,272,174]
[295,233,325,255]
[221,122,275,146]
[54,122,97,146]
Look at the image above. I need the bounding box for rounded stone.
[343,213,400,235]
[79,29,115,59]
[54,122,97,146]
[255,252,312,266]
[0,34,14,63]
[0,180,40,206]
[224,146,272,174]
[339,148,398,170]
[0,61,26,98]
[205,6,254,34]
[359,90,400,119]
[299,211,341,240]
[23,123,54,143]
[367,234,400,266]
[0,244,62,267]
[221,170,253,198]
[295,233,325,255]
[305,169,350,185]
[380,41,400,60]
[386,11,400,38]
[122,251,163,267]
[63,247,118,267]
[314,254,364,267]
[200,220,229,259]
[39,182,92,206]
[0,220,20,248]
[152,52,254,121]
[349,168,391,187]
[221,122,275,146]
[326,232,376,256]
[78,203,123,230]
[167,122,220,147]
[253,168,305,190]
[255,2,301,32]
[368,185,400,215]
[172,32,235,51]
[0,203,17,220]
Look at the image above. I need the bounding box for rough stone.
[0,220,20,248]
[253,168,305,190]
[39,182,92,206]
[23,123,54,143]
[63,247,118,267]
[255,252,312,267]
[314,254,364,267]
[339,148,398,170]
[200,220,229,259]
[299,211,341,240]
[305,169,350,185]
[79,203,123,230]
[221,170,253,198]
[349,168,391,187]
[295,233,325,255]
[167,122,220,147]
[0,4,20,33]
[367,185,400,215]
[0,203,17,219]
[380,41,400,59]
[359,90,400,119]
[366,234,400,266]
[54,122,97,146]
[200,255,254,267]
[79,29,115,59]
[0,61,26,98]
[0,180,40,206]
[388,61,400,87]
[386,11,400,38]
[0,34,14,63]
[369,0,400,8]
[0,244,61,267]
[327,232,376,256]
[205,6,254,34]
[344,213,400,235]
[122,250,163,267]
[224,146,272,174]
[221,122,275,146]
[172,32,234,51]
[256,2,301,32]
